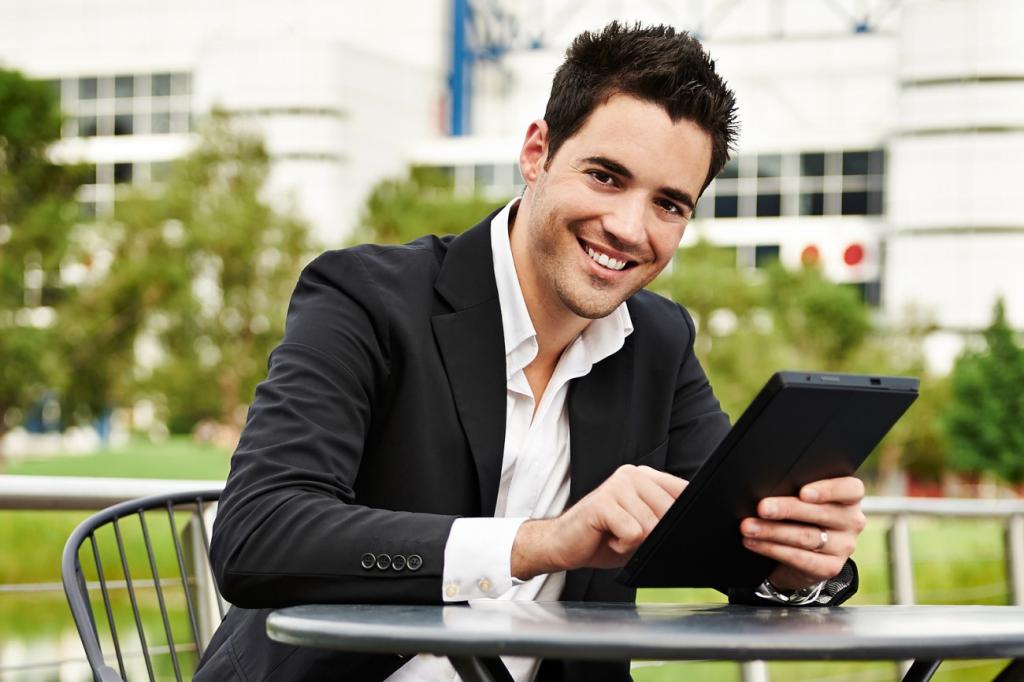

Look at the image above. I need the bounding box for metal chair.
[62,490,225,682]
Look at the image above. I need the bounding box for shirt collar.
[489,198,633,381]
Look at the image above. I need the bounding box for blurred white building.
[0,0,449,245]
[0,0,1021,370]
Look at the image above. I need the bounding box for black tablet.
[618,370,919,589]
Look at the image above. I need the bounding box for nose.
[601,194,647,249]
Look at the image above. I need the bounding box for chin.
[560,289,630,320]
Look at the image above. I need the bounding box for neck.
[508,193,591,366]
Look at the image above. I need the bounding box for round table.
[267,601,1024,682]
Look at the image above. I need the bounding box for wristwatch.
[754,577,826,605]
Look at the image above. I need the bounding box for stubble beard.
[531,212,647,321]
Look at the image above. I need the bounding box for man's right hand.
[510,464,687,581]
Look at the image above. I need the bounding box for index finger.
[800,476,865,505]
[636,465,689,499]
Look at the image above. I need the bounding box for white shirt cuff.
[442,517,527,602]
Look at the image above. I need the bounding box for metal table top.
[266,601,1024,662]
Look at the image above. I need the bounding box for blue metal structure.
[447,0,543,136]
[446,0,900,136]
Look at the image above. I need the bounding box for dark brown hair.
[543,21,738,191]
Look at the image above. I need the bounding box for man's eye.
[588,170,615,185]
[656,199,683,215]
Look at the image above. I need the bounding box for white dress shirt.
[386,199,633,681]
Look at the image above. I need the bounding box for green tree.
[943,299,1024,484]
[60,111,313,435]
[654,245,872,419]
[0,68,85,464]
[354,167,506,244]
[764,265,871,368]
[146,112,313,433]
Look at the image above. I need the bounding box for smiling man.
[198,22,864,682]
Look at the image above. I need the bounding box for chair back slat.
[63,489,223,681]
[113,516,157,682]
[89,532,128,680]
[166,501,205,659]
[138,510,184,682]
[75,550,99,644]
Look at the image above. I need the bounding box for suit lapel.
[561,336,635,601]
[567,335,635,505]
[431,217,507,516]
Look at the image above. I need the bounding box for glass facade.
[701,149,885,219]
[46,72,192,139]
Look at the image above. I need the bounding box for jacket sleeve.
[209,252,459,608]
[663,304,859,606]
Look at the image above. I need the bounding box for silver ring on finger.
[813,528,828,552]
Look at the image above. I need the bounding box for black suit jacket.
[195,213,817,681]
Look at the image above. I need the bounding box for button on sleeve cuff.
[441,517,527,602]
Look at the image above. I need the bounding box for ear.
[519,119,549,187]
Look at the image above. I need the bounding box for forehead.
[556,94,712,194]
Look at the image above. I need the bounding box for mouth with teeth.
[580,239,634,272]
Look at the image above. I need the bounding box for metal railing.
[863,496,1024,607]
[2,476,1024,681]
[0,474,225,511]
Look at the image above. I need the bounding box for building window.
[152,73,172,97]
[114,75,134,98]
[114,114,133,136]
[700,149,885,220]
[719,159,739,179]
[757,193,782,217]
[800,152,825,176]
[77,115,98,137]
[113,162,133,184]
[78,77,98,100]
[54,71,192,140]
[799,192,824,216]
[756,154,781,178]
[714,194,739,218]
[754,244,780,268]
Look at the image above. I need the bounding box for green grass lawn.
[6,436,232,480]
[1,439,1016,680]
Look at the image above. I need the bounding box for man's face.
[513,94,712,320]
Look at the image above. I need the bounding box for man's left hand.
[740,476,866,592]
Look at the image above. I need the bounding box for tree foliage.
[0,68,85,459]
[655,246,871,419]
[56,111,313,434]
[354,167,506,244]
[138,113,313,432]
[943,299,1024,483]
[654,242,940,485]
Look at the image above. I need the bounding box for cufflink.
[360,553,376,570]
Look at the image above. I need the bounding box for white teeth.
[586,246,626,271]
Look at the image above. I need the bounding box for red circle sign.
[844,244,865,266]
[801,245,820,266]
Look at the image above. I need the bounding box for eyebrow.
[580,155,695,212]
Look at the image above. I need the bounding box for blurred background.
[0,0,1022,680]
